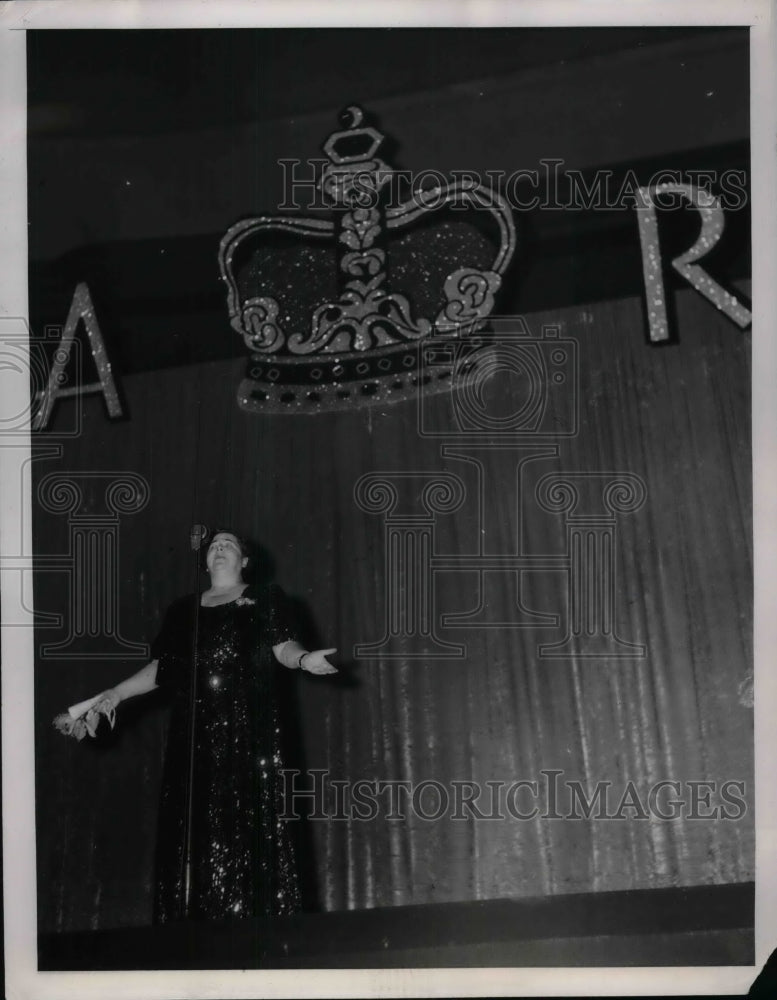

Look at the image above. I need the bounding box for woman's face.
[206,532,248,578]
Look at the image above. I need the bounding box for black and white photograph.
[1,1,775,997]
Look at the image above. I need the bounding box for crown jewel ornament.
[219,105,517,413]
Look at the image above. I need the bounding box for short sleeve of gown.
[150,596,193,689]
[265,584,299,648]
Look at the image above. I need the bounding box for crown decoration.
[219,105,516,413]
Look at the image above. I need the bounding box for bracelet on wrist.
[297,652,308,670]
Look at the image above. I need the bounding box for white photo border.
[1,1,773,997]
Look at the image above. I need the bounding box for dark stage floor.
[38,881,754,970]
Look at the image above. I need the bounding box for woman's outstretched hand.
[301,648,338,675]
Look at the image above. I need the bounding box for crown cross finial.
[291,107,424,354]
[318,105,393,207]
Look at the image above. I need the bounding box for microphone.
[190,524,209,551]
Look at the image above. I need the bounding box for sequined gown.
[150,583,301,923]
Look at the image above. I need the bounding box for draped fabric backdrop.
[34,286,752,932]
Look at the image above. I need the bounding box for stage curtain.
[34,286,752,930]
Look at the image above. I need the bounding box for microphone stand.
[181,524,207,919]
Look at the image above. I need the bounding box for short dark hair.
[199,528,277,584]
[200,527,253,574]
[211,528,250,558]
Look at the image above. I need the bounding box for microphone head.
[190,524,210,550]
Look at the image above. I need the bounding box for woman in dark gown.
[54,530,336,923]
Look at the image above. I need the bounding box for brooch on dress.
[234,596,256,607]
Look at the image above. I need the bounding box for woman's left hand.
[301,648,338,674]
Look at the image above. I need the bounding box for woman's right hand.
[53,688,120,740]
[52,661,159,740]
